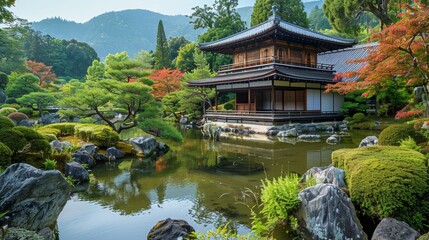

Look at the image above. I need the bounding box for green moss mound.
[0,116,15,130]
[332,146,429,231]
[17,107,33,117]
[0,107,17,116]
[42,134,57,142]
[378,124,424,146]
[13,126,44,141]
[29,139,52,156]
[0,142,12,167]
[0,129,27,153]
[40,123,79,136]
[352,113,366,122]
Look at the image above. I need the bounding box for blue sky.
[11,0,256,23]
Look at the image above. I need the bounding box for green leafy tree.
[0,29,26,74]
[251,0,309,27]
[189,0,246,71]
[0,0,15,24]
[0,72,9,90]
[168,36,190,67]
[104,52,148,82]
[134,50,154,69]
[5,73,44,99]
[17,92,56,117]
[154,20,170,70]
[308,6,332,30]
[86,60,105,82]
[176,43,197,72]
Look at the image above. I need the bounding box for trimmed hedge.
[352,113,366,122]
[7,112,29,123]
[17,107,33,117]
[0,142,12,167]
[378,124,424,146]
[0,107,17,116]
[332,146,429,231]
[43,134,57,142]
[0,116,15,130]
[13,126,44,141]
[29,139,52,156]
[0,129,27,153]
[40,123,79,136]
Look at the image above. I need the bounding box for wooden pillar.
[215,91,218,111]
[248,89,251,112]
[271,84,275,111]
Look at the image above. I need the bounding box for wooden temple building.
[188,7,357,124]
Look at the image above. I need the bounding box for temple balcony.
[218,57,334,74]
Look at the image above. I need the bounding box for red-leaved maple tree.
[148,68,183,99]
[27,60,57,86]
[326,2,429,116]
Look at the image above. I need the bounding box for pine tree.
[154,20,170,70]
[251,0,309,27]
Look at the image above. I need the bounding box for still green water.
[57,128,372,239]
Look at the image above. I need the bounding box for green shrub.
[0,104,20,109]
[0,142,12,167]
[43,134,57,142]
[30,139,52,156]
[352,113,366,122]
[0,129,27,153]
[224,102,234,110]
[0,107,17,116]
[400,137,421,151]
[78,117,95,123]
[18,107,33,117]
[192,225,261,240]
[251,174,304,236]
[7,112,29,123]
[0,116,15,130]
[332,146,429,231]
[40,123,79,136]
[32,111,40,117]
[5,98,17,104]
[13,126,44,141]
[378,124,423,146]
[139,118,183,143]
[37,127,61,136]
[103,112,115,119]
[43,159,57,170]
[74,124,119,148]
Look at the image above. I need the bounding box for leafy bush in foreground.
[378,124,424,146]
[332,146,429,231]
[0,129,27,153]
[0,116,15,130]
[0,142,12,167]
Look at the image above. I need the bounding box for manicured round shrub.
[41,123,78,136]
[332,146,429,231]
[378,124,422,146]
[43,134,57,142]
[0,116,15,130]
[0,129,27,153]
[352,112,366,123]
[30,139,52,156]
[18,107,33,117]
[224,102,234,110]
[7,112,29,123]
[13,126,44,141]
[5,98,17,104]
[36,127,61,136]
[0,107,17,116]
[0,142,12,167]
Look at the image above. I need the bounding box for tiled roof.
[318,42,378,81]
[199,15,356,52]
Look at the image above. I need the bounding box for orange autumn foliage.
[148,68,183,99]
[27,60,57,86]
[326,2,429,99]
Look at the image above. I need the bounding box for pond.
[57,128,374,240]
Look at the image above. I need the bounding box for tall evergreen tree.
[251,0,309,27]
[154,20,170,70]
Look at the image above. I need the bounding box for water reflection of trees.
[79,155,180,215]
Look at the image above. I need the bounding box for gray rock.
[277,128,298,138]
[50,140,72,152]
[130,136,158,156]
[326,134,341,145]
[0,227,44,240]
[179,116,189,124]
[298,184,367,240]
[18,119,32,127]
[0,163,70,238]
[65,162,89,183]
[77,143,98,156]
[359,136,378,148]
[266,129,279,136]
[325,126,335,133]
[39,113,60,125]
[0,90,7,104]
[301,166,347,188]
[298,134,321,142]
[372,218,420,240]
[94,153,109,163]
[157,142,170,156]
[72,152,96,168]
[147,218,195,240]
[106,147,125,160]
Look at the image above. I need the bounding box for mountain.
[31,3,323,60]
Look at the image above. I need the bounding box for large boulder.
[297,134,321,142]
[39,113,60,125]
[64,162,89,183]
[147,218,195,240]
[18,119,32,127]
[297,184,367,240]
[130,136,158,156]
[77,143,98,156]
[157,142,170,157]
[0,228,44,240]
[372,218,420,240]
[106,147,125,160]
[94,153,109,163]
[179,116,188,124]
[301,166,347,188]
[326,134,341,145]
[50,140,72,152]
[72,151,96,168]
[277,128,298,138]
[359,136,378,147]
[0,163,70,239]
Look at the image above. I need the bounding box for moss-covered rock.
[332,146,429,231]
[0,115,15,130]
[378,124,424,146]
[0,142,12,167]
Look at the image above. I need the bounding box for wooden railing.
[218,57,334,73]
[205,110,341,122]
